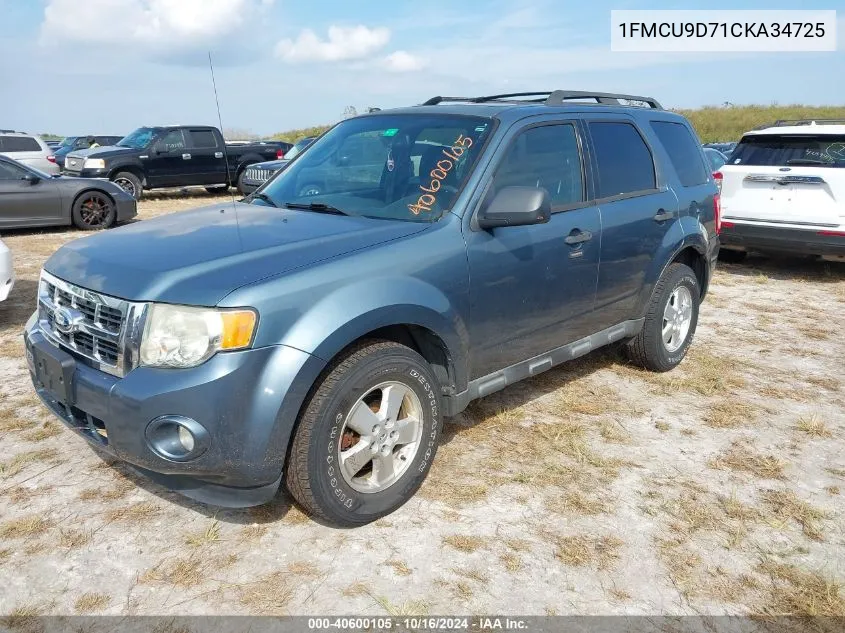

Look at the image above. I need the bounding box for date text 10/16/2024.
[407,134,474,216]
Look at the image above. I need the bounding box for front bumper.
[24,313,321,507]
[239,180,264,194]
[113,193,138,223]
[62,167,109,179]
[720,222,845,257]
[0,245,13,302]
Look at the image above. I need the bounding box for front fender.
[106,161,146,181]
[281,276,469,392]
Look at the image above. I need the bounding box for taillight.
[713,193,722,235]
[47,155,56,163]
[276,149,284,159]
[818,230,845,236]
[713,170,723,194]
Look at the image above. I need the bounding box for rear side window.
[0,136,42,152]
[492,124,584,209]
[188,129,217,149]
[651,121,708,187]
[589,122,656,198]
[731,134,845,168]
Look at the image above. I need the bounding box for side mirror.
[22,173,40,185]
[477,186,551,230]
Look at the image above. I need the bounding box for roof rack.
[421,91,663,109]
[753,118,845,130]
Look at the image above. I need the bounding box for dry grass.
[598,420,631,444]
[806,376,840,392]
[22,421,61,442]
[795,415,833,438]
[667,350,747,396]
[710,442,787,480]
[386,559,412,576]
[704,400,759,429]
[756,560,845,617]
[0,448,60,478]
[238,572,293,614]
[59,528,91,550]
[505,538,531,553]
[0,515,52,539]
[286,561,321,577]
[442,535,486,553]
[73,592,110,614]
[825,486,840,496]
[104,502,160,524]
[554,534,623,570]
[239,525,268,542]
[500,552,522,572]
[798,325,831,341]
[140,556,206,588]
[546,490,610,516]
[657,539,703,597]
[451,566,490,584]
[761,489,828,542]
[184,521,222,547]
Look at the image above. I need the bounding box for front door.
[145,129,192,187]
[464,120,600,378]
[0,161,61,227]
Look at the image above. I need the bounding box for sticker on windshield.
[408,134,473,215]
[383,128,399,137]
[386,150,395,172]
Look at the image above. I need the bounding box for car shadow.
[0,278,39,329]
[719,253,845,283]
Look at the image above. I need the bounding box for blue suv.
[25,91,720,526]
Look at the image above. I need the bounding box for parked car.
[0,154,137,230]
[45,140,62,150]
[717,119,845,263]
[55,135,123,170]
[703,147,728,173]
[239,136,316,194]
[25,90,719,525]
[0,131,59,175]
[62,125,287,199]
[704,141,737,156]
[0,238,13,302]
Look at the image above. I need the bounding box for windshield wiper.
[786,158,832,166]
[249,192,278,207]
[284,202,349,216]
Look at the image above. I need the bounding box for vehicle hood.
[44,201,429,305]
[253,159,289,170]
[66,146,135,160]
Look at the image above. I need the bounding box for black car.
[55,136,124,170]
[0,155,136,230]
[63,125,286,199]
[238,136,316,194]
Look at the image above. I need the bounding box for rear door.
[583,116,679,328]
[721,133,845,228]
[186,128,226,185]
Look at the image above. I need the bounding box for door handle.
[653,209,674,222]
[214,152,223,158]
[564,230,593,246]
[182,153,192,160]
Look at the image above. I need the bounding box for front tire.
[285,340,442,526]
[111,171,142,200]
[625,263,700,372]
[71,191,116,230]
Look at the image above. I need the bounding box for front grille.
[244,168,272,184]
[37,271,146,377]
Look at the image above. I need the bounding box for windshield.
[118,127,157,149]
[731,134,845,167]
[257,114,493,222]
[59,136,78,148]
[284,137,314,161]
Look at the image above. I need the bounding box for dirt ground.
[0,191,843,618]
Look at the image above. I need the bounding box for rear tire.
[205,185,229,195]
[111,171,142,200]
[285,340,442,526]
[718,249,747,264]
[625,263,700,372]
[71,191,116,230]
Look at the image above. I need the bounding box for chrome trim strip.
[744,174,827,185]
[721,217,840,228]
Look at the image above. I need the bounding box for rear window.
[589,122,656,198]
[650,121,709,187]
[731,134,845,168]
[0,136,42,152]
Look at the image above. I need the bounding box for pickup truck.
[62,125,286,199]
[26,91,719,526]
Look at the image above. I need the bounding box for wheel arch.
[635,231,710,317]
[107,164,146,187]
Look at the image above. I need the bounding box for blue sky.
[0,0,842,137]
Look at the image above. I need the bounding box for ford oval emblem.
[54,307,83,335]
[779,167,791,172]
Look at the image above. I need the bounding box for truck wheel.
[286,340,442,526]
[625,263,700,372]
[205,186,229,195]
[111,171,142,200]
[718,249,747,264]
[71,191,116,230]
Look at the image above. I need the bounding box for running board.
[442,319,644,416]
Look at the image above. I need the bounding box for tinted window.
[0,160,27,180]
[651,121,708,186]
[158,130,186,151]
[189,129,217,149]
[589,122,656,197]
[492,124,583,208]
[0,136,42,152]
[731,134,845,168]
[704,148,727,172]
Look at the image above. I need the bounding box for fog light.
[178,425,195,452]
[145,415,209,462]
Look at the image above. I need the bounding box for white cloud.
[275,25,390,63]
[383,51,427,73]
[40,0,269,49]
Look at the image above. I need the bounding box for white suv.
[0,238,13,303]
[717,119,845,262]
[0,131,60,175]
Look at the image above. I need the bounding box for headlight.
[83,158,106,169]
[139,304,257,369]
